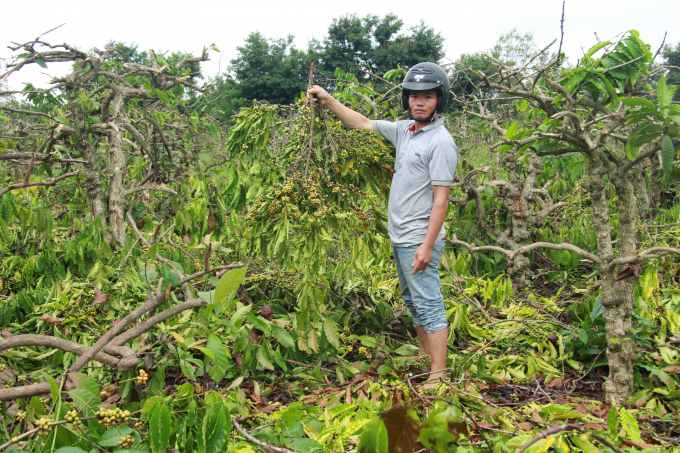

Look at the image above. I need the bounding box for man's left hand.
[412,243,433,275]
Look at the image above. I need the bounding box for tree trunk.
[65,76,109,238]
[603,170,638,405]
[108,121,127,247]
[649,153,663,215]
[83,168,108,230]
[634,165,651,219]
[587,152,636,405]
[497,152,543,288]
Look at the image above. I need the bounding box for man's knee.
[412,298,447,333]
[423,320,448,334]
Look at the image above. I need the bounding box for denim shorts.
[392,239,448,334]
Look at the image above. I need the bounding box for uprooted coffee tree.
[0,29,679,453]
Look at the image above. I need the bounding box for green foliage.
[206,14,444,111]
[419,404,468,451]
[358,417,388,453]
[3,28,680,453]
[321,14,444,82]
[229,32,311,105]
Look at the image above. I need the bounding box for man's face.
[408,89,438,121]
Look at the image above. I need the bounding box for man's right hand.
[305,85,373,131]
[307,85,332,105]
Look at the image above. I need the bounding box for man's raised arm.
[307,85,373,131]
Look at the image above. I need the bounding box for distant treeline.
[56,15,680,121]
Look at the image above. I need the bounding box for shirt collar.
[408,117,445,134]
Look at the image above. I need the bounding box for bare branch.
[643,221,680,229]
[447,235,512,257]
[603,54,646,74]
[557,1,565,64]
[143,99,173,162]
[0,152,87,164]
[609,246,680,269]
[232,417,295,453]
[0,105,55,119]
[0,335,137,371]
[447,234,602,265]
[123,184,177,196]
[179,263,246,286]
[109,298,205,348]
[68,283,166,372]
[176,47,209,69]
[21,153,37,184]
[530,201,568,226]
[619,136,680,175]
[0,171,79,198]
[518,424,621,453]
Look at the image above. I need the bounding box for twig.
[305,62,315,175]
[534,379,554,404]
[643,221,680,229]
[572,349,605,384]
[232,417,295,453]
[284,359,332,373]
[517,423,622,453]
[0,416,96,451]
[602,55,646,74]
[557,1,565,64]
[119,238,140,268]
[22,153,36,184]
[652,32,667,63]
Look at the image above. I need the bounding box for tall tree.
[663,42,680,100]
[321,14,378,78]
[372,21,445,75]
[229,31,310,105]
[320,14,444,80]
[450,29,555,107]
[490,28,548,67]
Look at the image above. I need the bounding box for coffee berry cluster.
[96,407,131,428]
[137,369,149,384]
[65,410,81,429]
[119,434,135,448]
[247,170,369,224]
[36,417,52,435]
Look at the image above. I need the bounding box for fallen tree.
[0,210,244,401]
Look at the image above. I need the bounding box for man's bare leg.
[415,326,430,356]
[423,328,448,388]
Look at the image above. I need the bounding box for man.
[307,62,458,387]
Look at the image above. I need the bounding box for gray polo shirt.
[373,118,459,247]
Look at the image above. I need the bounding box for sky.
[1,0,677,90]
